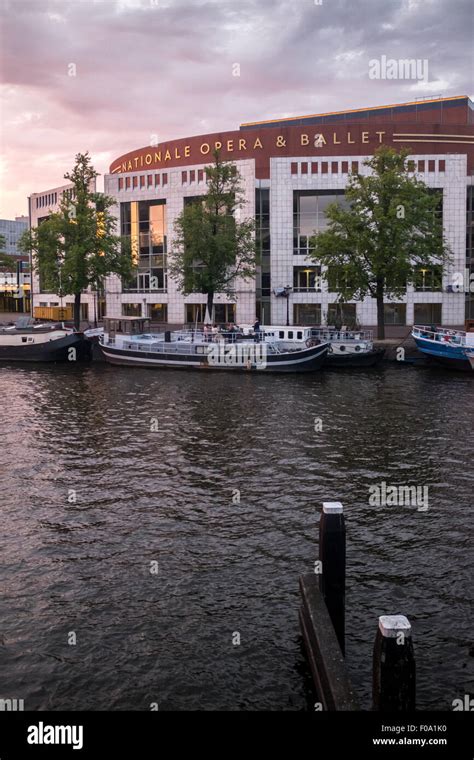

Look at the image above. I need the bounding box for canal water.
[0,363,472,710]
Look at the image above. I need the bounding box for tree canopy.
[169,150,257,320]
[309,146,450,337]
[19,152,132,328]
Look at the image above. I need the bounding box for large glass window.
[148,303,168,322]
[414,266,442,291]
[293,191,348,255]
[384,303,406,325]
[255,188,270,257]
[293,266,321,292]
[414,303,442,324]
[327,302,357,327]
[293,303,321,325]
[121,200,167,292]
[122,303,142,317]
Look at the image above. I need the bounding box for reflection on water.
[0,363,472,710]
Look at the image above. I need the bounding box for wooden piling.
[319,502,346,654]
[299,574,359,710]
[372,615,416,711]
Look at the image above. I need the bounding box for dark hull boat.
[324,347,385,368]
[0,321,91,363]
[99,318,329,373]
[100,338,329,372]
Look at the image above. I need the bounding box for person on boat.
[253,319,260,333]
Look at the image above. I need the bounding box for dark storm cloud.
[1,0,472,216]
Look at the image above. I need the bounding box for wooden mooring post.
[299,503,416,711]
[373,615,416,711]
[319,502,345,654]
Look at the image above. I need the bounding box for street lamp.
[284,285,292,326]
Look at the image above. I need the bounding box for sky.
[0,0,473,219]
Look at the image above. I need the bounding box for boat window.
[297,331,302,339]
[22,337,27,343]
[288,331,294,339]
[279,331,284,339]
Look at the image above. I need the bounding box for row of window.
[119,301,442,326]
[120,303,236,324]
[293,302,443,326]
[35,192,58,209]
[290,159,446,177]
[118,174,168,191]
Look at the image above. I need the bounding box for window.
[342,161,348,173]
[261,272,271,297]
[418,160,425,173]
[428,160,435,172]
[321,162,328,174]
[121,200,167,293]
[155,174,160,186]
[291,162,298,175]
[182,171,187,184]
[327,303,357,326]
[198,169,204,182]
[414,303,442,324]
[147,175,153,187]
[162,173,168,185]
[190,170,195,183]
[125,177,131,189]
[256,187,270,256]
[148,303,168,322]
[327,265,358,293]
[351,161,359,173]
[384,303,406,325]
[293,191,348,255]
[132,176,138,188]
[293,266,321,292]
[214,303,236,324]
[311,162,318,174]
[140,176,145,188]
[331,162,338,174]
[118,178,124,190]
[293,304,321,325]
[439,160,446,172]
[122,303,142,317]
[414,266,442,291]
[301,162,308,174]
[185,304,206,324]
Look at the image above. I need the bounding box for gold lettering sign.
[113,129,399,173]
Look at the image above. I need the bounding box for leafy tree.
[309,146,450,338]
[19,152,132,329]
[169,150,257,321]
[0,234,16,270]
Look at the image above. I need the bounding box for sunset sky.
[1,0,472,219]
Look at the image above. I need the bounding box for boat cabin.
[103,316,151,338]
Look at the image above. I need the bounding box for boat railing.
[412,325,466,345]
[310,329,373,342]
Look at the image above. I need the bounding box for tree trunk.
[376,278,385,340]
[207,291,214,324]
[73,291,81,331]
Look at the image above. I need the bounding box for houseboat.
[248,325,385,368]
[0,317,91,362]
[411,325,474,371]
[99,317,329,373]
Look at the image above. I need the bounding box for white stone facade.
[30,153,468,328]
